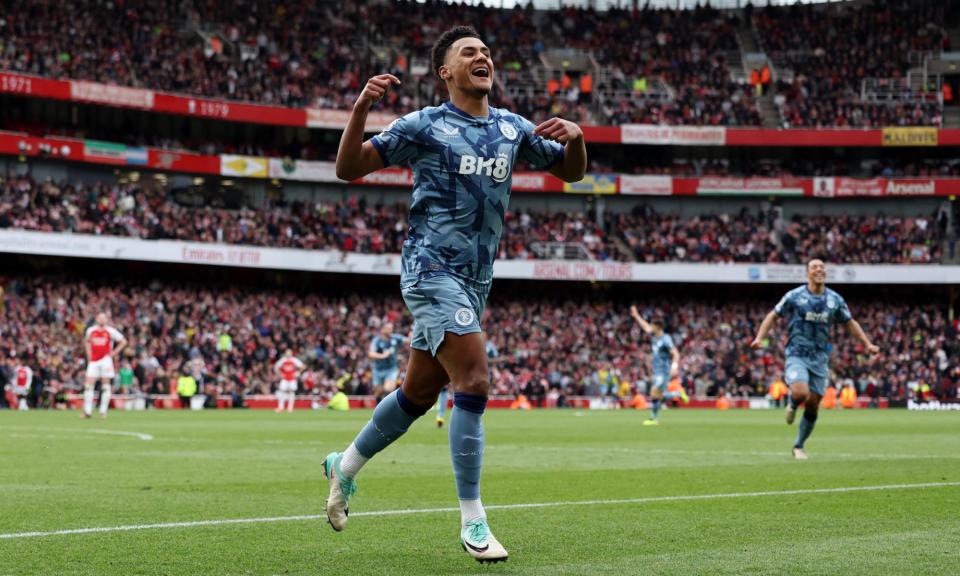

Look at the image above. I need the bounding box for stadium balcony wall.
[4,130,960,199]
[3,71,960,148]
[0,229,956,283]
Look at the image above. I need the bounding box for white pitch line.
[88,429,153,441]
[1,481,957,541]
[6,428,154,442]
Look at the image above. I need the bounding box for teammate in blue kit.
[325,25,586,562]
[630,306,688,425]
[751,259,880,459]
[368,322,407,402]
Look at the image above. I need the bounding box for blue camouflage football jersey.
[651,333,675,376]
[370,102,564,290]
[774,286,852,363]
[369,334,405,371]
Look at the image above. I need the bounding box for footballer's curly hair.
[431,26,482,79]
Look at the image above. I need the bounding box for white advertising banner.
[619,175,673,195]
[0,230,957,283]
[0,230,401,274]
[621,124,726,146]
[267,158,342,182]
[70,81,155,109]
[306,108,396,131]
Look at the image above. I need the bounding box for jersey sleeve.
[368,339,379,355]
[84,326,95,340]
[273,359,283,373]
[108,326,124,342]
[774,291,793,316]
[664,335,676,350]
[516,115,565,170]
[294,358,305,369]
[369,111,422,168]
[834,295,853,324]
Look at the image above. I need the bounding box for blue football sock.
[794,411,818,449]
[437,387,448,419]
[651,399,662,419]
[353,389,428,458]
[450,393,487,501]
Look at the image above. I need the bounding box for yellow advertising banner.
[563,174,617,194]
[881,127,937,147]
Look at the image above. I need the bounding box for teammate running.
[83,313,126,419]
[751,259,880,459]
[274,350,305,413]
[324,25,585,563]
[630,306,689,425]
[368,322,407,402]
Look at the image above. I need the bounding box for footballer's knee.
[455,370,490,398]
[790,384,809,404]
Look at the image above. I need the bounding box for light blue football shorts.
[401,274,488,356]
[784,356,829,397]
[371,367,400,387]
[651,372,670,392]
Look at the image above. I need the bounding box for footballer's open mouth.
[471,66,490,78]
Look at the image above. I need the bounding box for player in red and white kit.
[274,349,305,413]
[83,313,127,419]
[13,363,32,411]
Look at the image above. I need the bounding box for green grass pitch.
[1,407,958,575]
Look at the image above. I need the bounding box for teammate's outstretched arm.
[629,305,654,334]
[335,74,401,181]
[845,319,880,354]
[536,118,586,183]
[751,310,780,349]
[669,345,680,377]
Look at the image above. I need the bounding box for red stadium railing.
[3,71,959,147]
[2,130,959,198]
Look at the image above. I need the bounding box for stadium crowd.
[1,275,956,409]
[755,1,950,127]
[616,206,942,264]
[0,175,944,264]
[0,0,945,127]
[0,0,576,121]
[562,5,762,126]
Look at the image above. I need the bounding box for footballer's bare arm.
[335,74,400,181]
[536,118,587,183]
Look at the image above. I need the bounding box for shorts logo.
[499,120,518,141]
[454,307,475,327]
[787,369,799,381]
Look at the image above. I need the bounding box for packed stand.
[0,0,761,126]
[615,205,941,264]
[755,0,950,127]
[552,5,761,126]
[1,274,956,409]
[0,175,945,264]
[0,0,563,120]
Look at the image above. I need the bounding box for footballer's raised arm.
[335,74,400,181]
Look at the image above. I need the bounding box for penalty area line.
[1,481,957,540]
